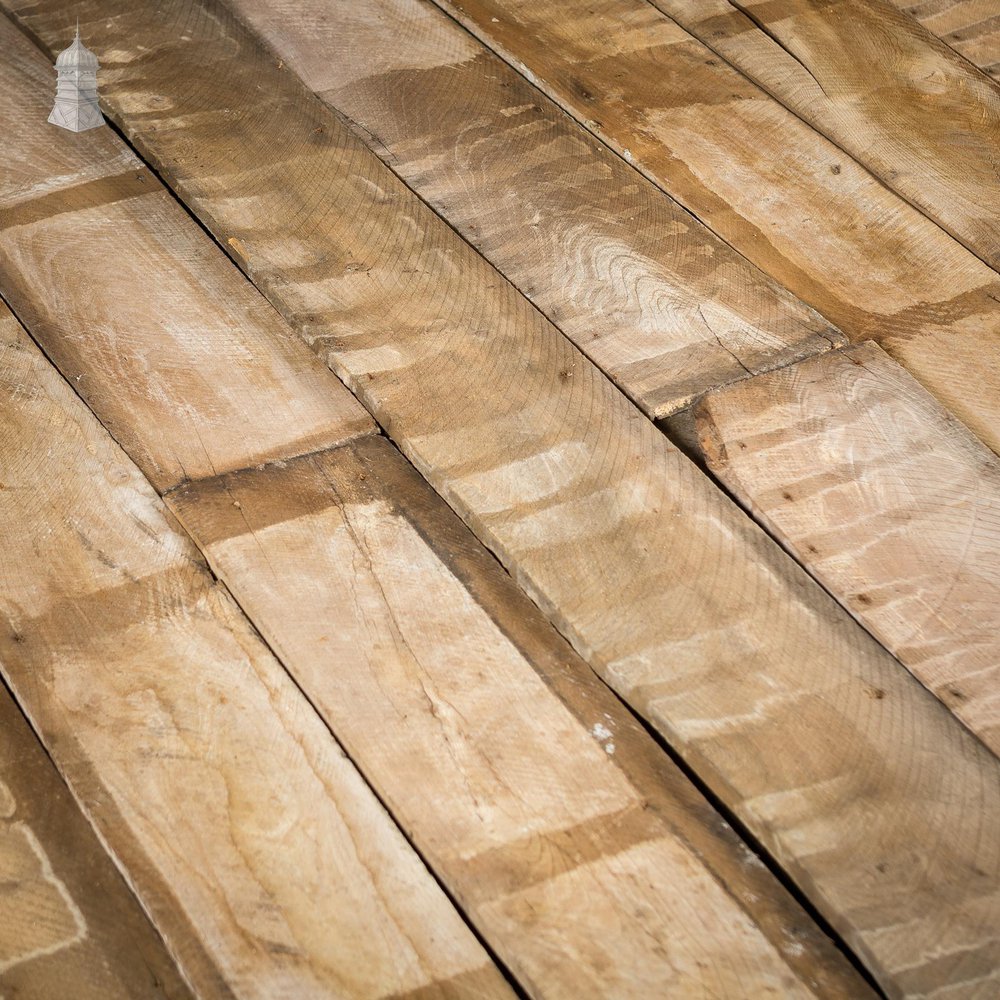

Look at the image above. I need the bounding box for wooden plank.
[644,0,1000,271]
[419,0,1000,456]
[14,3,1000,993]
[222,0,843,419]
[167,435,873,998]
[892,0,1000,80]
[0,301,509,1000]
[0,690,192,1000]
[694,341,1000,758]
[0,19,373,493]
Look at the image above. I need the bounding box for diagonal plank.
[644,0,1000,271]
[0,18,373,493]
[422,0,1000,455]
[12,2,1000,993]
[1,16,866,984]
[694,342,1000,758]
[167,436,873,998]
[0,300,510,1000]
[0,691,192,1000]
[222,0,843,419]
[892,0,1000,80]
[1,13,859,985]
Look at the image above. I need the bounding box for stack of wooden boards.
[0,0,998,996]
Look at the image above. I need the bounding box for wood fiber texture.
[0,18,373,492]
[224,0,843,418]
[0,691,191,1000]
[427,0,1000,456]
[0,300,508,1000]
[167,435,872,999]
[696,342,1000,757]
[647,0,1000,270]
[892,0,1000,80]
[9,2,1000,994]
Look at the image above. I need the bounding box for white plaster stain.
[0,781,15,820]
[0,822,88,972]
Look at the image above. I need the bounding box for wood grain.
[0,18,373,493]
[12,2,1000,993]
[645,0,1000,270]
[223,0,843,418]
[695,341,1000,758]
[167,435,873,998]
[421,0,1000,455]
[0,300,509,1000]
[0,690,191,1000]
[892,0,1000,80]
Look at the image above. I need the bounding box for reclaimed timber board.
[695,341,1000,758]
[0,690,191,1000]
[167,435,873,998]
[13,3,1000,993]
[423,0,1000,456]
[0,17,373,494]
[2,19,860,982]
[645,0,1000,271]
[1,14,856,979]
[0,300,509,1000]
[892,0,1000,80]
[223,0,843,419]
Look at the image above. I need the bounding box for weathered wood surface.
[14,3,1000,993]
[0,18,373,493]
[696,341,1000,759]
[223,0,843,418]
[0,690,192,1000]
[893,0,1000,80]
[167,435,873,998]
[645,0,1000,271]
[422,0,1000,455]
[0,301,508,1000]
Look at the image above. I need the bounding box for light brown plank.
[14,3,1000,993]
[167,436,873,998]
[0,19,373,493]
[892,0,1000,80]
[422,0,1000,456]
[0,300,508,1000]
[0,690,192,1000]
[223,0,842,418]
[695,341,1000,758]
[645,0,1000,270]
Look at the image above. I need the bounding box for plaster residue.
[0,822,88,972]
[454,441,591,516]
[229,0,480,95]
